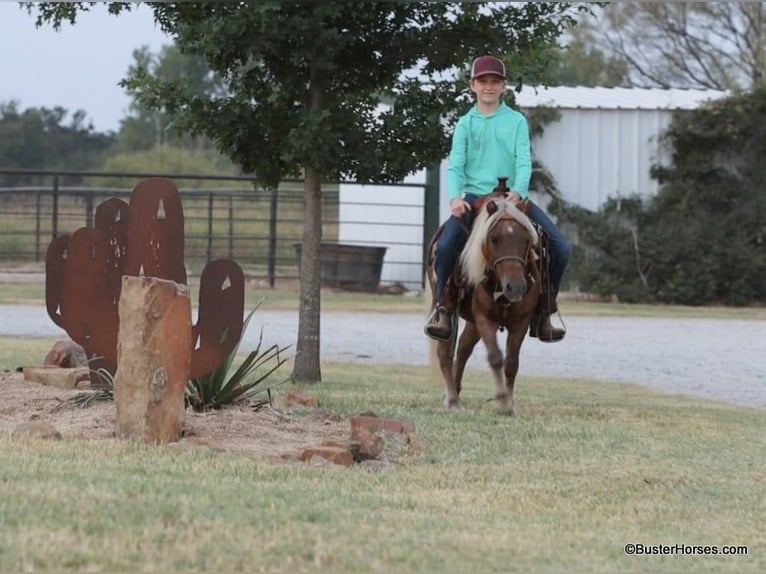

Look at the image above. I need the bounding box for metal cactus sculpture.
[45,178,244,379]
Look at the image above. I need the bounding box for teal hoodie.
[446,101,532,200]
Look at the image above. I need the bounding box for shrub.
[185,301,289,412]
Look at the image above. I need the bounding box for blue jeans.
[526,201,571,298]
[433,196,571,300]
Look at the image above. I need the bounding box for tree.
[117,44,225,153]
[593,2,766,90]
[0,100,114,185]
[28,1,591,383]
[548,21,628,87]
[558,89,766,306]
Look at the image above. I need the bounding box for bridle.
[487,217,535,271]
[491,253,529,269]
[484,218,536,302]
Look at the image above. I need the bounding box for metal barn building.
[338,87,728,290]
[512,86,728,211]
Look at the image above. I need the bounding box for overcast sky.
[0,2,171,133]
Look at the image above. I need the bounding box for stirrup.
[424,306,456,342]
[530,311,566,342]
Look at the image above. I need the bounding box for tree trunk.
[291,165,323,383]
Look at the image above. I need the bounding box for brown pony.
[425,195,540,415]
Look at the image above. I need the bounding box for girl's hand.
[450,197,472,217]
[505,191,522,204]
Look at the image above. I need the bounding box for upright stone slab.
[114,276,191,443]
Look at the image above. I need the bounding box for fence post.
[35,190,41,262]
[268,186,278,288]
[85,191,94,229]
[423,163,441,286]
[207,193,213,263]
[52,174,59,239]
[228,195,234,259]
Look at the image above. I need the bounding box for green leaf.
[186,299,290,411]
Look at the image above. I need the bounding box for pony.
[425,194,541,415]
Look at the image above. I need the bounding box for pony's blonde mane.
[459,198,539,288]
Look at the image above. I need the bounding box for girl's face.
[469,75,506,106]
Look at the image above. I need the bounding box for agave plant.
[50,366,114,413]
[185,301,289,412]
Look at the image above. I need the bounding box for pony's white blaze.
[459,198,538,288]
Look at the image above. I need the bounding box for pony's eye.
[490,235,500,245]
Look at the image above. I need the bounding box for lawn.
[1,347,763,572]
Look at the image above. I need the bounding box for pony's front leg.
[474,316,510,414]
[502,320,531,417]
[435,336,461,409]
[453,321,481,401]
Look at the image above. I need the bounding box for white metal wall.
[528,108,673,210]
[338,171,425,290]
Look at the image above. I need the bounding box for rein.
[491,254,527,269]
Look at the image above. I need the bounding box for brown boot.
[424,305,456,341]
[529,313,565,342]
[529,295,565,342]
[424,283,458,341]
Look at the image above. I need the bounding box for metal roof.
[514,86,729,110]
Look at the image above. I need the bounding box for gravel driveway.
[2,305,764,408]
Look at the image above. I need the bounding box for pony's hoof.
[495,395,515,416]
[445,397,464,409]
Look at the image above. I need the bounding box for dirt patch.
[0,372,407,466]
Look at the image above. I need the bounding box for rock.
[349,426,385,460]
[43,339,89,368]
[113,276,191,444]
[278,451,302,462]
[306,408,341,422]
[285,388,319,407]
[299,446,354,467]
[13,420,62,440]
[22,366,90,389]
[350,415,415,437]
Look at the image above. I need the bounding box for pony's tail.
[424,270,441,377]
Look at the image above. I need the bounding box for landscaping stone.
[113,276,191,444]
[299,445,354,467]
[13,420,62,440]
[43,339,89,368]
[350,414,415,437]
[285,388,319,407]
[349,426,385,460]
[22,365,90,389]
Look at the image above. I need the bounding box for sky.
[0,2,172,133]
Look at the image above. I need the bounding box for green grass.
[1,357,764,572]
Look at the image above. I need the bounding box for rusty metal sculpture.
[45,177,244,379]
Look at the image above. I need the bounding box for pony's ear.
[486,199,499,216]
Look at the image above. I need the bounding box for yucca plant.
[185,300,289,412]
[50,366,114,413]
